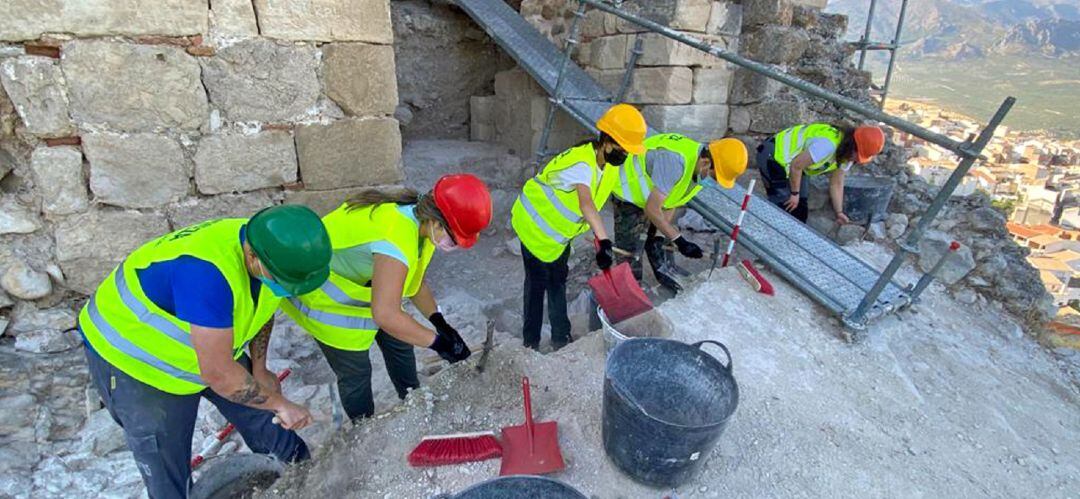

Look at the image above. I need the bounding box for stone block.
[0,57,74,137]
[296,118,403,190]
[55,210,170,294]
[1,260,51,300]
[789,0,828,9]
[84,133,189,209]
[166,191,277,229]
[0,198,41,235]
[637,32,720,67]
[707,1,743,35]
[253,0,393,43]
[743,0,794,28]
[194,131,297,194]
[589,67,693,105]
[62,41,207,132]
[692,65,733,104]
[730,67,784,104]
[743,25,810,64]
[580,9,619,39]
[323,43,398,117]
[31,146,87,216]
[285,187,374,217]
[0,0,206,41]
[918,230,976,285]
[671,0,713,33]
[747,98,810,134]
[470,95,496,142]
[590,35,631,70]
[403,140,527,191]
[210,0,259,38]
[201,39,319,122]
[729,105,750,134]
[642,104,729,142]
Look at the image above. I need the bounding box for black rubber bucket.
[842,175,895,224]
[449,475,587,499]
[188,454,285,499]
[602,338,738,488]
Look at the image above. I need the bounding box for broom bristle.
[407,432,503,467]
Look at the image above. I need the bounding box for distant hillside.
[998,18,1080,55]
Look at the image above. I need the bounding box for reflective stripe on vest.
[511,142,617,262]
[78,219,280,395]
[617,155,652,207]
[772,123,843,177]
[616,134,704,209]
[282,203,434,351]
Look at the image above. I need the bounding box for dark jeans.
[84,345,308,499]
[317,330,419,421]
[613,198,648,280]
[758,139,809,223]
[521,243,572,349]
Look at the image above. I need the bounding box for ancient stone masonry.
[0,2,403,495]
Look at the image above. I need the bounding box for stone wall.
[0,1,403,349]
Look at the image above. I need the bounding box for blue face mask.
[258,275,292,298]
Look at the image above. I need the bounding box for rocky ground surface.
[267,242,1080,498]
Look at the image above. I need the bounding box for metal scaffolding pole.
[857,0,879,70]
[533,2,587,171]
[580,0,979,159]
[878,0,909,108]
[845,97,1015,328]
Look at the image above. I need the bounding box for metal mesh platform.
[456,0,909,327]
[689,179,909,322]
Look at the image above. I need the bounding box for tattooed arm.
[192,324,312,429]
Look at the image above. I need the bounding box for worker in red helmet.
[758,123,886,223]
[282,174,493,421]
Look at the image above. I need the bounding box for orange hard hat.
[853,125,885,164]
[596,103,647,155]
[433,174,492,249]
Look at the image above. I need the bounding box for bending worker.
[282,174,492,421]
[79,205,332,498]
[612,133,748,291]
[511,103,647,351]
[758,123,885,223]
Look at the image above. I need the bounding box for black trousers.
[758,139,809,223]
[317,331,420,421]
[521,242,572,349]
[613,198,648,281]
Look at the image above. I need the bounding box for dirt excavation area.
[267,245,1080,498]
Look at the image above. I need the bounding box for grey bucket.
[189,453,285,499]
[602,338,739,488]
[842,175,895,224]
[449,475,587,499]
[598,307,674,355]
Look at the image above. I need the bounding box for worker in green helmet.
[78,204,332,499]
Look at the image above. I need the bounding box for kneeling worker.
[282,174,492,421]
[79,205,333,498]
[612,133,748,290]
[758,123,885,223]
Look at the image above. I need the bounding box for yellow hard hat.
[708,138,748,189]
[596,103,647,155]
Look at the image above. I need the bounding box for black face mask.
[605,147,628,166]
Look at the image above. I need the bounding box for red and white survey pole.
[721,178,755,268]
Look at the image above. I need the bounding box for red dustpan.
[499,377,565,476]
[588,261,653,324]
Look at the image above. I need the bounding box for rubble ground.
[267,244,1080,498]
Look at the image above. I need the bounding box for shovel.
[587,239,654,324]
[499,377,565,476]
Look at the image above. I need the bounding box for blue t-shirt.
[134,226,258,329]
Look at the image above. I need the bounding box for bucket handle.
[693,340,733,371]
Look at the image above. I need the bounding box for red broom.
[407,431,503,467]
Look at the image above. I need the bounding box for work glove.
[673,235,703,259]
[428,312,471,363]
[596,239,614,270]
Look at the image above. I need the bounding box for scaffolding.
[454,0,1014,331]
[851,0,911,109]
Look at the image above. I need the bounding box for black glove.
[596,239,614,270]
[428,313,471,363]
[644,236,666,266]
[673,235,703,259]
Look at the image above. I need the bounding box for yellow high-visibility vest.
[281,203,434,351]
[79,219,280,395]
[773,123,843,177]
[614,133,704,210]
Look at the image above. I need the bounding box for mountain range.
[827,0,1080,58]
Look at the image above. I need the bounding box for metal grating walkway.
[455,0,910,327]
[689,179,909,322]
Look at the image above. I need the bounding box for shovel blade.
[587,263,653,323]
[499,421,565,476]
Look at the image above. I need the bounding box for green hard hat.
[247,204,331,296]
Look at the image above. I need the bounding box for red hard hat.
[433,174,492,249]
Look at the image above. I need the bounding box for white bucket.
[598,306,674,355]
